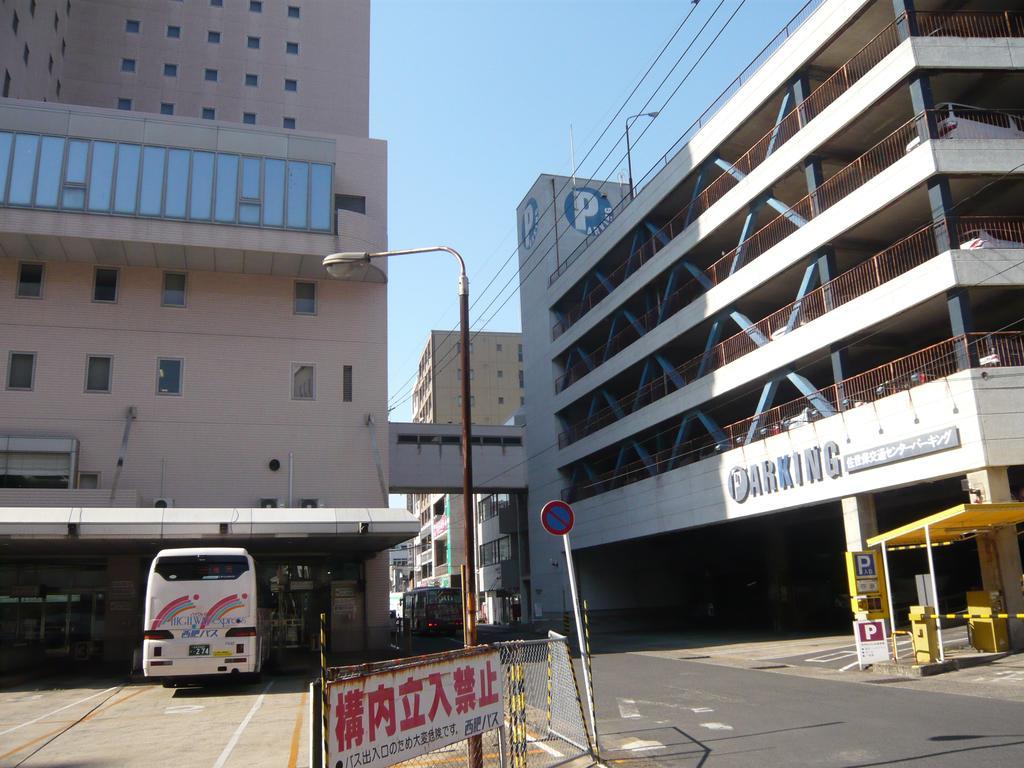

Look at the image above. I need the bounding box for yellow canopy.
[867,503,1024,548]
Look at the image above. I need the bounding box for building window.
[16,262,43,298]
[85,355,112,393]
[117,97,131,110]
[243,112,256,125]
[284,78,297,92]
[204,68,218,82]
[48,54,53,73]
[286,41,298,54]
[163,63,177,77]
[157,358,183,395]
[517,344,523,362]
[518,369,524,388]
[247,35,260,49]
[249,0,262,11]
[294,281,316,314]
[126,18,139,33]
[162,272,186,307]
[520,396,524,406]
[283,117,295,129]
[496,343,503,352]
[67,1,71,15]
[77,472,100,489]
[288,5,300,18]
[207,30,220,43]
[292,364,315,400]
[343,365,353,402]
[12,11,18,34]
[2,70,9,98]
[55,79,60,96]
[121,58,135,72]
[61,38,65,56]
[7,352,35,390]
[245,73,258,86]
[160,102,174,115]
[53,10,58,29]
[202,107,215,120]
[498,396,505,404]
[22,44,28,65]
[29,0,36,16]
[210,0,222,5]
[92,268,119,302]
[167,25,180,38]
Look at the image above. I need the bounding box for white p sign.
[854,553,876,577]
[858,621,884,642]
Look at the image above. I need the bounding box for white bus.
[143,547,269,681]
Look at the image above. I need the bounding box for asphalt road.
[589,642,1024,767]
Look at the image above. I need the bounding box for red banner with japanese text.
[327,647,503,768]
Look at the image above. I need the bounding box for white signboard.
[327,648,503,768]
[853,620,890,668]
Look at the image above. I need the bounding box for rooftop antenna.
[569,124,577,189]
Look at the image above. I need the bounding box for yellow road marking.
[287,690,308,768]
[0,686,152,761]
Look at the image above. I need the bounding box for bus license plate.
[189,644,211,656]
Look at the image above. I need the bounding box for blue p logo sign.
[855,553,875,577]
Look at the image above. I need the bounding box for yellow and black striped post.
[545,642,553,734]
[563,612,572,636]
[928,612,1024,620]
[320,612,329,768]
[582,600,600,760]
[565,637,594,757]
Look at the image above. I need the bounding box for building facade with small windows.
[0,0,413,670]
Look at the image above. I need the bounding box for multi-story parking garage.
[518,0,1024,636]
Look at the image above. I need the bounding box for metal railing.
[564,332,1024,502]
[553,108,1024,392]
[550,9,1024,329]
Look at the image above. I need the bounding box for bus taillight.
[144,630,173,640]
[226,627,256,637]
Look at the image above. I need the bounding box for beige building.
[0,0,415,669]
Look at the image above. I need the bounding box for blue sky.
[370,0,809,423]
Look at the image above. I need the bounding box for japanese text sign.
[327,648,503,768]
[845,427,960,473]
[853,619,890,668]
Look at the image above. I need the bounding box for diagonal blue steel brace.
[765,87,794,157]
[654,354,686,390]
[600,388,624,419]
[684,155,719,228]
[633,358,654,411]
[697,317,725,377]
[745,379,782,445]
[731,198,765,275]
[781,258,821,335]
[712,158,808,228]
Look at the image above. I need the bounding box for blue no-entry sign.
[540,500,575,536]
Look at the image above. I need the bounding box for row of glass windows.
[121,99,297,129]
[6,352,353,402]
[0,132,332,231]
[137,2,299,21]
[478,536,512,567]
[126,59,298,93]
[143,20,300,48]
[15,263,319,314]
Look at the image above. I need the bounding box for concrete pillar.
[967,468,1024,649]
[104,555,144,665]
[842,494,878,551]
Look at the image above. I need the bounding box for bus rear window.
[154,555,249,581]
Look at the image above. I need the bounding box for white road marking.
[622,739,665,752]
[526,734,564,757]
[165,704,205,714]
[617,698,641,719]
[690,707,714,713]
[211,681,273,768]
[839,661,863,672]
[0,686,119,737]
[806,650,858,663]
[700,722,734,730]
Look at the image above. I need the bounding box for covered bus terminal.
[0,507,418,675]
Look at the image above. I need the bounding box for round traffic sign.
[540,500,574,536]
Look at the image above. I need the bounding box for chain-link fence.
[316,633,594,768]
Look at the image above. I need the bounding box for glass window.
[61,138,87,209]
[247,36,259,49]
[164,148,189,218]
[7,352,35,390]
[210,0,222,5]
[78,472,99,489]
[343,365,353,402]
[286,162,307,228]
[292,364,314,400]
[285,78,297,92]
[189,151,214,220]
[34,136,64,208]
[16,262,43,298]
[263,158,284,226]
[286,41,298,54]
[93,268,118,302]
[157,358,182,395]
[162,272,186,307]
[126,19,139,33]
[121,58,135,72]
[85,356,111,393]
[23,44,29,65]
[310,163,331,231]
[163,63,177,77]
[160,102,174,115]
[113,143,140,214]
[12,11,18,33]
[250,1,262,11]
[117,98,131,110]
[283,117,295,130]
[243,112,256,125]
[9,133,40,206]
[214,153,238,222]
[166,25,180,38]
[207,30,220,43]
[0,132,10,204]
[87,141,116,211]
[139,146,166,216]
[288,5,300,18]
[245,73,257,87]
[239,156,260,223]
[204,68,218,82]
[202,107,215,120]
[155,555,248,581]
[294,281,315,314]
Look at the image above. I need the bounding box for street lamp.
[322,247,479,651]
[625,111,659,199]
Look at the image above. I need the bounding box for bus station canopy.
[867,503,1024,549]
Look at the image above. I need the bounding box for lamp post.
[322,247,479,650]
[625,111,659,199]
